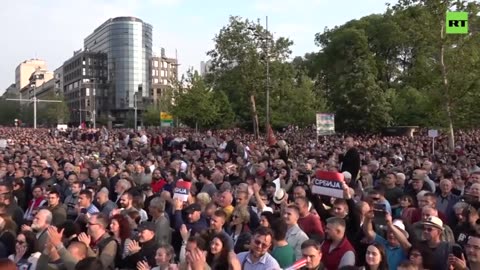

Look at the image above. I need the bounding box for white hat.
[392,219,409,238]
[421,216,443,230]
[342,171,352,180]
[273,188,286,204]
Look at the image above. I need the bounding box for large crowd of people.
[0,126,480,270]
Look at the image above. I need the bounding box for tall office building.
[84,16,153,124]
[63,50,108,124]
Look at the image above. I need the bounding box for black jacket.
[340,147,361,181]
[123,238,159,268]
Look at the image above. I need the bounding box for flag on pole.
[267,124,277,146]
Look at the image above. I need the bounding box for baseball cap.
[421,216,443,230]
[138,222,156,232]
[184,203,202,214]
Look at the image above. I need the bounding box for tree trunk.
[440,19,455,150]
[250,94,260,139]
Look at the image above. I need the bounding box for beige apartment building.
[19,68,54,99]
[150,48,178,105]
[15,59,47,91]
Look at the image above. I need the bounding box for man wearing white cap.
[363,211,411,270]
[421,216,463,270]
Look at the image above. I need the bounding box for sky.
[0,0,392,94]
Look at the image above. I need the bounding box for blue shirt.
[86,204,99,214]
[375,234,407,270]
[237,251,281,270]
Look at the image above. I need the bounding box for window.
[154,78,158,84]
[154,61,158,68]
[82,68,86,76]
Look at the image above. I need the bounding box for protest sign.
[311,170,344,198]
[173,181,191,202]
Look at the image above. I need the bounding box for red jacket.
[321,237,355,270]
[151,179,167,193]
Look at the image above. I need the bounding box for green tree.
[211,90,235,129]
[143,105,161,127]
[37,93,70,126]
[391,0,480,149]
[172,70,233,129]
[0,94,21,126]
[207,16,293,136]
[317,28,391,132]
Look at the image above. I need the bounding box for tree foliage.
[206,16,326,131]
[171,70,235,129]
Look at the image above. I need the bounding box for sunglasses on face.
[16,240,25,245]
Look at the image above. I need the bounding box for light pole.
[6,83,62,128]
[265,16,270,136]
[93,81,96,129]
[88,79,97,129]
[134,91,138,131]
[250,16,271,136]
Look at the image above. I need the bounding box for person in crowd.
[110,214,134,264]
[363,212,410,270]
[21,208,52,251]
[95,188,117,217]
[229,205,252,253]
[137,244,178,270]
[78,213,118,269]
[237,226,280,270]
[124,222,159,269]
[284,204,309,260]
[295,196,324,240]
[8,230,40,270]
[362,243,389,270]
[148,197,172,246]
[206,233,238,270]
[46,189,67,227]
[270,217,295,268]
[322,217,356,270]
[420,216,462,270]
[0,214,17,258]
[407,245,434,270]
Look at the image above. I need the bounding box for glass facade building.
[84,17,152,121]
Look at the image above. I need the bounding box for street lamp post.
[265,16,270,136]
[6,82,62,128]
[91,79,96,129]
[250,16,271,136]
[134,92,138,131]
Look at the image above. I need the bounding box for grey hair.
[453,201,470,212]
[149,197,166,212]
[39,209,53,224]
[117,179,132,190]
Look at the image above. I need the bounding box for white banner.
[316,113,335,136]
